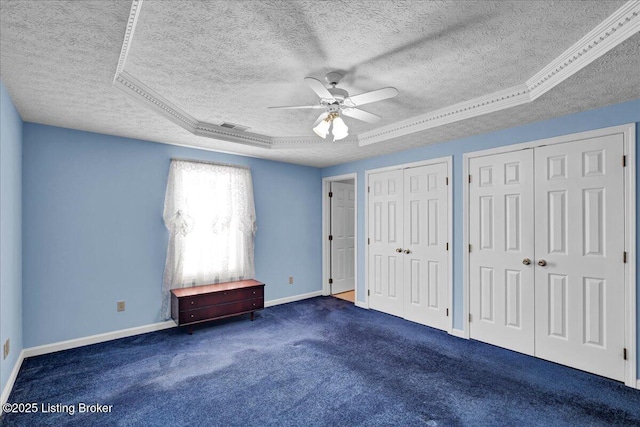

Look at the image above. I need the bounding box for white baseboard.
[264,291,322,308]
[637,379,640,390]
[23,320,176,358]
[20,292,322,359]
[449,328,467,339]
[1,349,26,408]
[355,301,368,309]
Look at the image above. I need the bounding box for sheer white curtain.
[161,159,257,319]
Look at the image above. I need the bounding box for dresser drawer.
[179,286,264,311]
[180,298,264,324]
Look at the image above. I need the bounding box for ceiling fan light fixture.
[313,119,331,138]
[331,116,349,141]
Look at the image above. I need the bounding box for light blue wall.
[22,124,321,347]
[321,99,640,375]
[0,81,23,394]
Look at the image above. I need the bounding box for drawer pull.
[190,301,194,305]
[190,314,194,318]
[253,303,256,306]
[253,291,256,294]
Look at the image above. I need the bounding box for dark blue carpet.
[2,297,640,426]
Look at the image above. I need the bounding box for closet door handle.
[404,249,411,254]
[537,259,547,267]
[395,248,403,253]
[522,258,531,265]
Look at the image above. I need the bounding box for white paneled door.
[369,162,449,330]
[469,149,535,355]
[369,169,404,318]
[330,182,356,295]
[403,164,449,329]
[469,134,626,381]
[534,135,625,381]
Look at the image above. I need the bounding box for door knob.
[538,259,547,267]
[396,248,402,253]
[404,249,411,254]
[522,258,531,265]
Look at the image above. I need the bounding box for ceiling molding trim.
[114,0,143,79]
[194,124,272,148]
[271,135,358,146]
[112,0,275,149]
[527,1,640,100]
[359,1,640,147]
[113,0,640,150]
[114,71,198,132]
[358,84,531,146]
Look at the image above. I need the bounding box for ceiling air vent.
[219,122,249,132]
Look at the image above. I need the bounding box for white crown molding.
[358,84,531,146]
[113,0,640,149]
[361,1,640,146]
[114,71,198,131]
[114,0,143,79]
[194,123,272,148]
[527,1,640,100]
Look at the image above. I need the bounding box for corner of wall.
[0,80,24,402]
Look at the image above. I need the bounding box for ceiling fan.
[268,71,398,141]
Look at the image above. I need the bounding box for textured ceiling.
[1,0,639,167]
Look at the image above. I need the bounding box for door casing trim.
[322,173,358,300]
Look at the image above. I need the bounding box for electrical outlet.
[117,300,126,312]
[289,276,294,285]
[3,339,9,359]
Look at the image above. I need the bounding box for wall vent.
[219,122,249,132]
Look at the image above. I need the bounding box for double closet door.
[368,162,449,331]
[469,134,625,381]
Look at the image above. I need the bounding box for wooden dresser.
[171,279,265,333]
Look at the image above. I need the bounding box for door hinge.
[328,191,333,198]
[623,251,627,263]
[468,174,471,183]
[329,235,333,241]
[445,177,449,186]
[469,313,472,322]
[328,278,333,284]
[622,155,626,167]
[469,244,472,252]
[446,308,449,317]
[446,242,449,251]
[623,348,627,360]
[368,186,370,193]
[368,238,370,245]
[368,289,370,296]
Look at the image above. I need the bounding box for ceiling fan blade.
[304,77,335,101]
[268,104,324,110]
[342,108,382,124]
[312,112,329,128]
[348,88,398,107]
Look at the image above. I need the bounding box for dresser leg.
[250,311,255,321]
[188,325,193,335]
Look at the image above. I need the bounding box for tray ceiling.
[1,0,639,167]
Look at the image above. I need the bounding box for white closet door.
[368,170,404,317]
[534,135,625,381]
[330,182,355,294]
[469,150,535,355]
[403,163,449,330]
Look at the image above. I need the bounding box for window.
[161,159,257,319]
